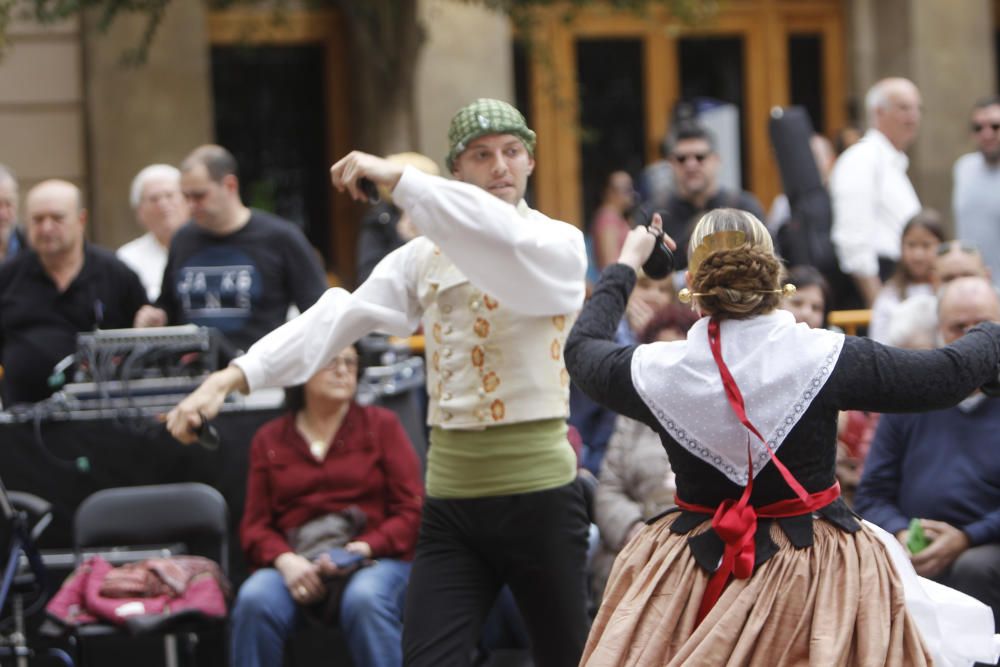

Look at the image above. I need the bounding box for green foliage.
[2,0,716,62]
[458,0,719,28]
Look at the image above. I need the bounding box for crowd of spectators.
[3,80,1000,666]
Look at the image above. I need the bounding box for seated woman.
[566,208,1000,666]
[230,345,424,667]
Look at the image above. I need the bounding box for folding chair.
[68,482,229,667]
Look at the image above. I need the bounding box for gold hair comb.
[688,230,747,277]
[679,283,796,304]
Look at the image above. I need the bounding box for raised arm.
[234,244,422,391]
[566,221,672,426]
[330,151,586,316]
[393,167,586,315]
[565,264,655,426]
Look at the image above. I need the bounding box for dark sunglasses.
[936,240,980,256]
[971,122,1000,133]
[671,152,710,164]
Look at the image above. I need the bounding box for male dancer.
[167,99,591,666]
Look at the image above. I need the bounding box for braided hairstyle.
[687,208,783,319]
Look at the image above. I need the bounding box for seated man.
[855,275,1000,628]
[134,145,327,355]
[0,180,146,405]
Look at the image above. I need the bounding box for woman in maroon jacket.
[230,345,424,667]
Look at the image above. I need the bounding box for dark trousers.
[402,479,591,667]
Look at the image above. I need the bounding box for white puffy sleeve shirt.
[233,166,587,392]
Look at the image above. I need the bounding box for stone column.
[82,0,214,247]
[908,1,996,227]
[0,14,86,197]
[414,0,514,172]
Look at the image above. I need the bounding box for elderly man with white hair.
[830,77,923,307]
[117,163,189,300]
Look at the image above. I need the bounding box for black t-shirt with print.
[156,210,327,354]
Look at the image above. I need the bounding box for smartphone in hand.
[326,547,366,569]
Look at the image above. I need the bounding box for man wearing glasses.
[655,122,764,271]
[953,97,1000,284]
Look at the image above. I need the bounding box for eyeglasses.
[971,122,1000,133]
[326,355,359,371]
[671,152,711,165]
[936,240,981,256]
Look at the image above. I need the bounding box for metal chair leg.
[164,633,179,667]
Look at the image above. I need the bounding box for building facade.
[0,0,995,285]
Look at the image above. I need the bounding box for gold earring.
[678,288,692,304]
[782,283,797,297]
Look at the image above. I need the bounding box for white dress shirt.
[233,167,587,429]
[116,232,167,301]
[829,129,921,277]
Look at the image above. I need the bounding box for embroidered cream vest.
[412,239,577,429]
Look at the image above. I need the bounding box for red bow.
[675,318,840,625]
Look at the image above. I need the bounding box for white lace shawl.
[631,310,845,486]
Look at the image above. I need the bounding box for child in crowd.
[868,209,944,342]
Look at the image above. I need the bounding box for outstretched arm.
[165,242,424,443]
[824,328,1000,414]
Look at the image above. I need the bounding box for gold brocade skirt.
[582,514,933,667]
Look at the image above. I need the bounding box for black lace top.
[566,265,1000,568]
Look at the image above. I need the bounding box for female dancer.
[565,208,1000,666]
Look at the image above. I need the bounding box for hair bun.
[690,245,782,318]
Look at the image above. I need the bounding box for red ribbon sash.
[674,317,840,625]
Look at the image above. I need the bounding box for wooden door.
[519,0,846,230]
